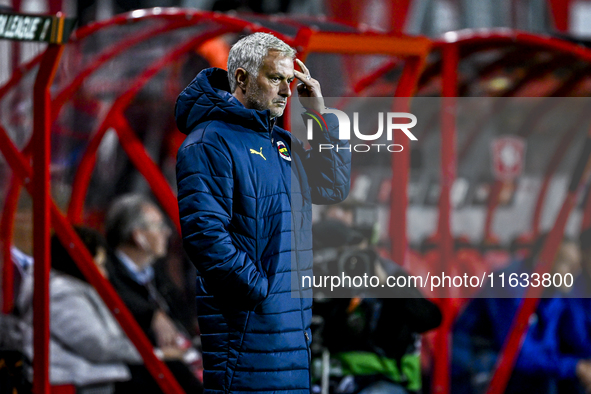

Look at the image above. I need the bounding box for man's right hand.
[152,309,181,348]
[294,59,325,115]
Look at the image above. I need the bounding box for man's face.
[137,204,171,259]
[244,50,294,119]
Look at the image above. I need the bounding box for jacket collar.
[175,67,277,136]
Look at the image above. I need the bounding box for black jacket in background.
[106,253,160,346]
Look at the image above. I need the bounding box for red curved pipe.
[483,66,589,239]
[486,131,591,394]
[531,101,591,235]
[0,119,186,394]
[458,56,569,162]
[431,43,459,394]
[112,113,181,234]
[433,29,591,63]
[72,9,299,47]
[67,27,236,224]
[390,55,425,268]
[0,53,43,97]
[1,176,22,313]
[0,128,35,315]
[51,18,204,122]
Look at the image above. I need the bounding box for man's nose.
[279,80,291,97]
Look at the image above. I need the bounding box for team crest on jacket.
[277,140,291,161]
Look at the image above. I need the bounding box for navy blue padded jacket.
[175,68,350,393]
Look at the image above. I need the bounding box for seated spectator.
[452,236,585,394]
[557,227,591,393]
[0,246,35,394]
[104,194,202,393]
[21,227,142,394]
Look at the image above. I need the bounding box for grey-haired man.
[175,33,351,393]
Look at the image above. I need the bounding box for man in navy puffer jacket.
[175,33,351,393]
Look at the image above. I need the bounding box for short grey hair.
[105,194,154,249]
[227,32,296,93]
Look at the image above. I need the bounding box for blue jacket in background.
[175,68,350,393]
[452,259,581,394]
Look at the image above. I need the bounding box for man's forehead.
[261,51,295,75]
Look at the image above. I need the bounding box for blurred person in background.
[452,236,587,394]
[20,227,142,394]
[104,194,203,393]
[557,227,591,393]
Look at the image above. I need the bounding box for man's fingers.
[295,59,310,75]
[294,69,311,84]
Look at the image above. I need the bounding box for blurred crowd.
[2,194,203,394]
[310,200,591,394]
[2,195,591,394]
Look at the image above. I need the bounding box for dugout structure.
[3,9,591,394]
[0,9,430,393]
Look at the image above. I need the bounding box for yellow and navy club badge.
[277,140,291,161]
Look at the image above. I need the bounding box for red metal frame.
[416,29,591,394]
[67,27,240,223]
[531,101,591,235]
[5,15,591,394]
[483,75,586,240]
[32,44,63,394]
[431,43,459,394]
[0,10,432,394]
[51,17,206,120]
[1,175,21,313]
[390,55,426,269]
[548,0,571,32]
[486,130,591,394]
[112,113,181,233]
[0,120,185,394]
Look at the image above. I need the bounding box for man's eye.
[270,77,280,82]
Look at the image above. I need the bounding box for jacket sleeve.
[50,285,141,364]
[298,110,351,205]
[514,299,580,380]
[176,138,268,309]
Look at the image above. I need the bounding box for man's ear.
[235,68,248,92]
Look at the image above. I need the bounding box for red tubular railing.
[50,17,206,122]
[485,130,591,394]
[531,102,591,235]
[431,43,459,394]
[66,27,236,223]
[0,119,185,394]
[1,175,22,314]
[113,113,181,233]
[483,70,587,240]
[0,10,448,393]
[390,55,426,269]
[32,44,63,394]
